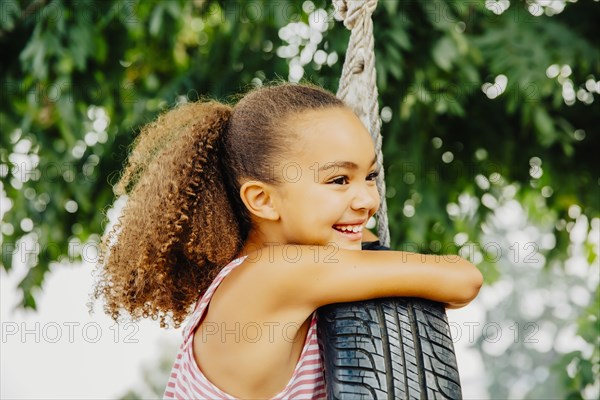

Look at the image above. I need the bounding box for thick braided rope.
[333,0,390,247]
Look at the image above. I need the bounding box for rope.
[333,0,390,247]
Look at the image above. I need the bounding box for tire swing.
[316,1,463,399]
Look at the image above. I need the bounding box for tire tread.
[317,298,462,400]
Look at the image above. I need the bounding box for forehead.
[286,107,375,163]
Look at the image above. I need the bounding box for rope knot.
[333,0,378,30]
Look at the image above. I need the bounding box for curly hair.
[91,82,344,328]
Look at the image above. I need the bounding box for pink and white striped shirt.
[163,255,326,399]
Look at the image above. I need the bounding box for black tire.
[317,242,462,400]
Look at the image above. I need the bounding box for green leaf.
[68,23,94,71]
[149,4,165,36]
[432,36,457,72]
[533,107,556,146]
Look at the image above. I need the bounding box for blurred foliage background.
[1,0,598,398]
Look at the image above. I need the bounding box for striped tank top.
[163,255,326,399]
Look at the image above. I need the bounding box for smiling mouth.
[332,224,363,240]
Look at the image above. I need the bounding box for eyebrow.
[319,155,378,172]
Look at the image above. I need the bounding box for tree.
[2,0,598,397]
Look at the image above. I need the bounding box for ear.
[239,180,280,221]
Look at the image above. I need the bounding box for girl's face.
[271,107,380,251]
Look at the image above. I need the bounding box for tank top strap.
[181,255,249,341]
[164,253,326,399]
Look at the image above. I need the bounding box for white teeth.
[335,225,362,233]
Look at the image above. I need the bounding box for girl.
[93,82,482,400]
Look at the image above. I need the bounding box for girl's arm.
[260,245,483,310]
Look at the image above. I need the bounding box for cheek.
[371,186,381,202]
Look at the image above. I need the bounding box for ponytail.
[93,101,242,328]
[93,82,345,328]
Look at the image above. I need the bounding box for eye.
[367,171,380,181]
[329,176,349,185]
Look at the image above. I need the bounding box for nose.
[351,183,380,213]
